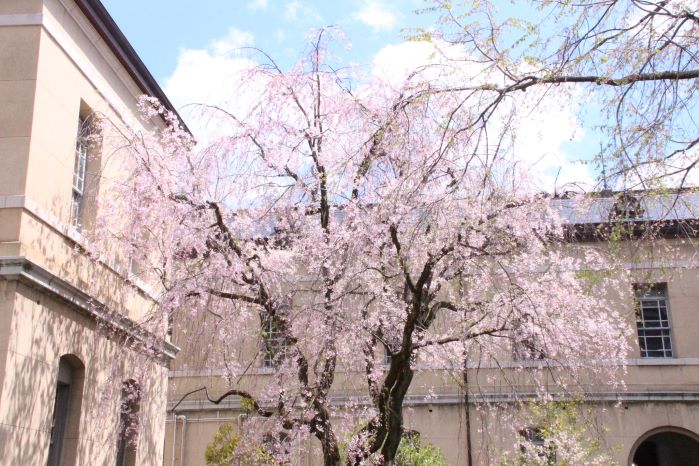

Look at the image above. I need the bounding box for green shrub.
[204,424,275,466]
[395,434,449,466]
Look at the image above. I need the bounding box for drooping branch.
[170,386,273,417]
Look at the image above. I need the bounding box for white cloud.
[281,1,321,24]
[210,27,254,56]
[371,41,438,85]
[163,27,259,140]
[247,0,268,11]
[512,90,593,191]
[369,41,593,191]
[353,0,398,32]
[283,0,323,27]
[370,40,479,88]
[285,0,300,21]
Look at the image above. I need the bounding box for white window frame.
[262,316,285,368]
[71,117,89,229]
[635,284,674,358]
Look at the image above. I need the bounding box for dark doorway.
[46,355,84,466]
[632,430,699,466]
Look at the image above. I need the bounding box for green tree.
[395,434,448,466]
[500,401,617,466]
[204,424,275,466]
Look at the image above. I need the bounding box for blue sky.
[103,0,432,83]
[102,0,599,189]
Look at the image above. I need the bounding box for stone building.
[0,0,179,464]
[3,1,698,465]
[165,193,699,466]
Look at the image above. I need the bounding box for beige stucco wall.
[0,281,168,466]
[163,400,699,466]
[1,0,161,322]
[165,238,699,465]
[1,0,174,465]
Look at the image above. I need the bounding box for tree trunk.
[320,425,341,466]
[312,401,342,466]
[371,355,415,465]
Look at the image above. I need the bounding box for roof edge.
[74,0,190,134]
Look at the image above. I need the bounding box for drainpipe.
[178,415,187,466]
[237,414,248,466]
[171,413,178,466]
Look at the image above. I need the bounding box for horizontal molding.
[168,391,699,413]
[0,256,178,362]
[0,195,158,300]
[0,13,43,26]
[0,194,84,243]
[169,358,699,378]
[627,357,699,366]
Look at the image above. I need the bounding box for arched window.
[630,427,699,466]
[116,379,141,466]
[609,193,645,221]
[47,355,85,466]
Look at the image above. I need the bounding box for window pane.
[635,284,672,358]
[71,117,90,228]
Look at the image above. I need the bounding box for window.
[635,284,673,358]
[511,316,546,361]
[519,427,556,463]
[70,117,89,229]
[262,314,286,368]
[47,355,84,466]
[70,110,101,230]
[116,380,141,466]
[609,193,644,220]
[383,345,392,365]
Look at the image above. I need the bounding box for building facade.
[4,2,698,465]
[0,0,179,464]
[164,195,699,466]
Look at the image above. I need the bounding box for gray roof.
[554,192,699,224]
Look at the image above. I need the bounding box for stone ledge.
[0,256,178,363]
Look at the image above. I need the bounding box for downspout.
[237,413,247,431]
[237,414,248,466]
[178,415,187,466]
[171,413,178,466]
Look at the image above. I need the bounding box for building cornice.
[167,391,699,413]
[0,2,188,134]
[72,0,189,133]
[0,256,178,363]
[169,357,699,378]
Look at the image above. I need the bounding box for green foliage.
[575,269,616,294]
[395,434,449,466]
[499,401,617,466]
[204,424,275,466]
[205,424,240,466]
[240,396,256,413]
[339,427,448,465]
